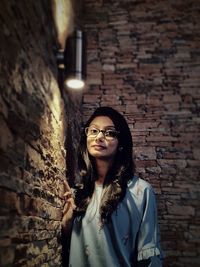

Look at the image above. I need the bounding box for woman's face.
[86,116,119,161]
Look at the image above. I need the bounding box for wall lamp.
[57,30,86,90]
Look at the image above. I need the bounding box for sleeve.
[136,187,163,267]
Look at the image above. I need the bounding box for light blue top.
[69,177,163,267]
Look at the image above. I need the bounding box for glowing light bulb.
[65,78,85,89]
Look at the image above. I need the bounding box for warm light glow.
[65,78,85,89]
[52,0,74,49]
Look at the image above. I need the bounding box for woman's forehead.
[89,116,114,126]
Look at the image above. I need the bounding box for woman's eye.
[106,130,116,137]
[90,128,98,134]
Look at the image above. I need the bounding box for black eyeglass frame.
[85,127,120,140]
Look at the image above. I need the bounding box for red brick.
[134,146,157,160]
[163,95,182,103]
[167,204,195,216]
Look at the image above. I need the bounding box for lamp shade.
[64,30,86,89]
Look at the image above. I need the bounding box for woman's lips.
[92,145,106,150]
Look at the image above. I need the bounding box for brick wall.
[82,0,200,266]
[0,1,81,266]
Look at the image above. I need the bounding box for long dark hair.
[74,107,135,223]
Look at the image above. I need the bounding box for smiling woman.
[62,106,163,267]
[86,116,119,163]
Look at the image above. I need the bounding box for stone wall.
[0,1,81,266]
[82,0,200,266]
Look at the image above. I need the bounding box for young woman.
[62,107,163,267]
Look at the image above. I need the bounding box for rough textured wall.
[0,1,81,266]
[83,0,200,266]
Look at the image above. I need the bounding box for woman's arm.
[136,186,163,267]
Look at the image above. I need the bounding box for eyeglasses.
[85,126,119,140]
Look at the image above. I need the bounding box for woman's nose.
[95,131,105,140]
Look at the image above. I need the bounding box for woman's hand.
[62,180,76,234]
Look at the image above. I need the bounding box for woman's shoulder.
[127,176,154,196]
[124,177,156,215]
